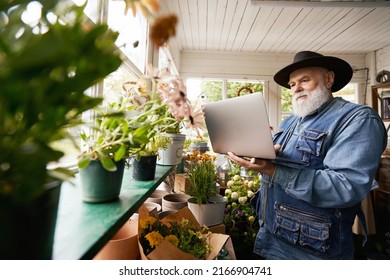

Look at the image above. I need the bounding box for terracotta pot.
[143,202,161,212]
[93,220,139,260]
[146,189,169,206]
[162,193,190,211]
[131,201,162,221]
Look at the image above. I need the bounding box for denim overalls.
[252,97,387,259]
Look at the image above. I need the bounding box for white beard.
[292,84,332,118]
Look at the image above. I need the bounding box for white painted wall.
[376,45,390,76]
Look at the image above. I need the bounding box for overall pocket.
[272,202,331,252]
[296,129,327,164]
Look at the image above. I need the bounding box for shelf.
[375,188,390,195]
[371,81,390,90]
[371,82,390,114]
[372,83,390,234]
[52,164,175,260]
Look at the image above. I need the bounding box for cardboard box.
[137,205,235,260]
[208,223,226,234]
[174,173,191,194]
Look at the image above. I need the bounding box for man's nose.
[291,83,303,93]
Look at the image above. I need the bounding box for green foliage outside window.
[199,81,263,103]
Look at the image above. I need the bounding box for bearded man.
[228,51,387,259]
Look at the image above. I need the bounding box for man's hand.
[226,144,281,177]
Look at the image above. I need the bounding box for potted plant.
[77,105,131,203]
[123,73,206,166]
[156,77,205,165]
[185,151,227,226]
[0,0,122,259]
[189,136,210,154]
[129,133,173,181]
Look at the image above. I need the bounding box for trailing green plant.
[0,0,122,204]
[77,89,173,169]
[77,108,130,172]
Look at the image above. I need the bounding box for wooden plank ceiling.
[162,0,390,55]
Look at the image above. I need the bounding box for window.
[55,0,151,166]
[186,78,264,104]
[281,87,292,121]
[108,0,147,73]
[334,83,358,103]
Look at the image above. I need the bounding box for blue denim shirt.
[253,97,387,259]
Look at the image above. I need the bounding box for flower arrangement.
[223,170,261,259]
[122,70,205,136]
[138,214,212,259]
[185,150,218,204]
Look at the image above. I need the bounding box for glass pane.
[334,83,357,103]
[281,87,292,114]
[159,47,170,73]
[82,0,100,23]
[186,78,207,103]
[200,80,223,103]
[108,0,146,72]
[103,66,138,103]
[226,81,263,98]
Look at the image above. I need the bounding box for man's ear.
[325,71,335,90]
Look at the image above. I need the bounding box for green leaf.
[99,154,117,172]
[78,156,91,170]
[114,144,126,161]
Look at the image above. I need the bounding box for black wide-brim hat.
[273,51,353,92]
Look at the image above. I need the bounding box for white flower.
[238,196,247,205]
[248,181,254,189]
[231,192,239,200]
[224,189,232,195]
[247,190,254,198]
[231,202,237,208]
[233,175,241,181]
[248,216,255,223]
[226,180,234,187]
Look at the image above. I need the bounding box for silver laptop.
[203,92,276,159]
